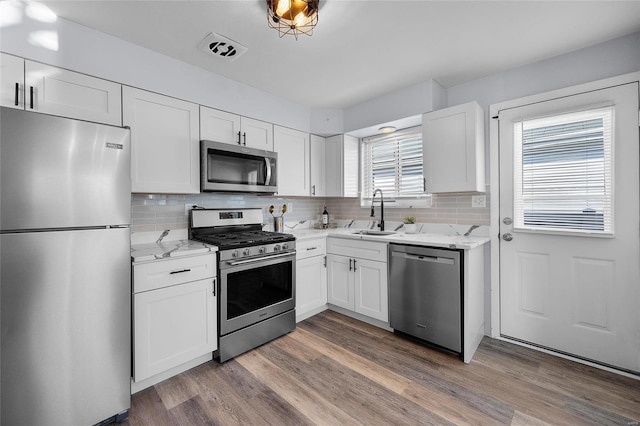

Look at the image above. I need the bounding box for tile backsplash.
[131,189,490,234]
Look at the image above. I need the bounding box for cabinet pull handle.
[212,277,216,296]
[423,178,426,193]
[242,132,246,146]
[311,184,316,196]
[353,259,357,271]
[29,86,34,109]
[349,258,352,271]
[14,82,19,106]
[237,131,241,145]
[306,246,318,251]
[169,268,191,274]
[324,255,326,268]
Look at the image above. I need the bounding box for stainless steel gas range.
[189,208,296,362]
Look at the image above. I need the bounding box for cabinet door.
[241,117,274,150]
[354,258,388,322]
[310,134,326,197]
[343,134,359,197]
[326,254,354,310]
[124,86,200,194]
[422,101,485,193]
[133,278,217,382]
[296,255,328,320]
[325,134,359,197]
[1,53,24,109]
[273,125,310,196]
[25,61,122,125]
[200,106,241,145]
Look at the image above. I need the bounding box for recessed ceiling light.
[378,126,397,134]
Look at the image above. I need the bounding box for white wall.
[344,79,439,133]
[447,31,640,126]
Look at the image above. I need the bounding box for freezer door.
[0,108,131,231]
[1,228,131,425]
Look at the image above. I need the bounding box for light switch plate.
[471,195,486,208]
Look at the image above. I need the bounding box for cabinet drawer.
[296,238,326,260]
[133,254,216,293]
[327,237,387,262]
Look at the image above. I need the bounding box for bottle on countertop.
[322,204,329,228]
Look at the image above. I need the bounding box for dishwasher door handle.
[391,251,455,265]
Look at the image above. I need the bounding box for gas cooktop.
[192,230,294,250]
[189,208,295,251]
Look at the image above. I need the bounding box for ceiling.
[39,0,640,110]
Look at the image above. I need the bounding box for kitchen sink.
[351,230,396,236]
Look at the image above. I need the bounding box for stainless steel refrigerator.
[1,107,131,425]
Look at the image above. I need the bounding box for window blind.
[513,107,613,235]
[361,126,425,200]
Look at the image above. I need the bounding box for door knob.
[502,233,513,241]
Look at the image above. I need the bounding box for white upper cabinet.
[325,134,359,197]
[200,106,273,150]
[310,134,326,197]
[273,125,310,196]
[124,86,200,194]
[24,61,122,126]
[241,117,274,150]
[1,54,122,125]
[422,101,485,193]
[1,53,24,109]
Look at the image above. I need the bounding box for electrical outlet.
[471,195,486,208]
[287,202,293,213]
[184,204,198,215]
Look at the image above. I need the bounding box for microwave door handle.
[265,158,272,186]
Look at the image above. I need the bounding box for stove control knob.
[282,243,288,250]
[273,244,281,252]
[232,250,239,258]
[258,246,266,254]
[242,248,251,256]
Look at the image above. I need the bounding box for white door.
[326,254,354,310]
[354,258,388,322]
[200,106,241,145]
[273,125,310,196]
[498,82,640,373]
[124,86,200,194]
[25,61,122,125]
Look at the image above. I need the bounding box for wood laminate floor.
[126,310,640,425]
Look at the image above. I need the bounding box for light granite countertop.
[288,228,489,250]
[131,239,217,263]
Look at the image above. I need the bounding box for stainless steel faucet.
[463,225,480,237]
[155,229,170,243]
[370,188,385,231]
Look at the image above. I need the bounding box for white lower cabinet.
[132,254,217,392]
[295,237,328,322]
[326,238,388,323]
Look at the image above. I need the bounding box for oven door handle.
[227,251,295,266]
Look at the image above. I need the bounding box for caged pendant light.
[266,0,319,39]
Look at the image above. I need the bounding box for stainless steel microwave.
[200,140,278,194]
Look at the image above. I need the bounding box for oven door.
[201,140,277,193]
[219,251,295,336]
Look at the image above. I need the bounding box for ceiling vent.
[198,32,247,62]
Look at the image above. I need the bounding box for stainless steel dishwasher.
[389,243,463,354]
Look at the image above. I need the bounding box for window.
[513,107,613,235]
[361,126,430,207]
